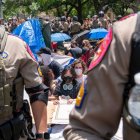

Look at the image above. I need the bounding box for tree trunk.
[77,0,83,23]
[92,0,100,13]
[56,7,61,17]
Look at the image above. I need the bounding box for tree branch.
[82,0,89,5]
[67,6,74,16]
[62,0,78,9]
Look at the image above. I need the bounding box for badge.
[38,67,42,77]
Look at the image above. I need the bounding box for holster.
[21,100,35,139]
[0,114,25,140]
[0,122,12,140]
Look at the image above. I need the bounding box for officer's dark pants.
[123,118,140,140]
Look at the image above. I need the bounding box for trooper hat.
[37,47,52,55]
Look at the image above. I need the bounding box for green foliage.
[2,0,140,20]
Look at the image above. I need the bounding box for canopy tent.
[12,18,46,59]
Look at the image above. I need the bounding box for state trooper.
[61,16,69,34]
[98,11,108,29]
[51,17,63,33]
[91,15,99,29]
[38,12,52,50]
[64,13,140,140]
[69,16,81,37]
[0,26,49,140]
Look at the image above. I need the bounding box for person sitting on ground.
[71,40,79,48]
[40,66,56,99]
[82,39,93,52]
[54,66,80,104]
[72,59,87,85]
[37,47,63,79]
[81,39,94,66]
[65,41,82,59]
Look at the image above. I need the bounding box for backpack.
[0,27,13,123]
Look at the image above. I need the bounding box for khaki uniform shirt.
[4,34,42,88]
[69,21,81,34]
[0,33,43,139]
[64,14,140,140]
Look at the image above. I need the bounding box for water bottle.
[128,73,140,125]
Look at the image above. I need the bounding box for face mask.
[75,68,82,76]
[40,53,53,66]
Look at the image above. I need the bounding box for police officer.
[91,15,99,29]
[0,26,49,140]
[51,17,63,33]
[38,12,52,50]
[61,16,69,34]
[63,13,140,140]
[98,11,108,29]
[69,16,81,37]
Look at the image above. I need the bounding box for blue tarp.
[12,18,46,58]
[87,28,108,40]
[51,33,71,42]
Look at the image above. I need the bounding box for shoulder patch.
[119,14,135,21]
[75,80,87,109]
[0,51,8,59]
[88,29,112,71]
[38,66,43,77]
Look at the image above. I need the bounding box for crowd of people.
[0,11,122,36]
[0,8,133,140]
[37,47,87,105]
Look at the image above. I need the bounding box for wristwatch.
[36,132,50,139]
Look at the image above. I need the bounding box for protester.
[64,40,82,59]
[81,18,91,30]
[70,40,79,48]
[72,59,87,85]
[54,66,80,104]
[37,47,63,79]
[40,65,56,95]
[80,39,94,66]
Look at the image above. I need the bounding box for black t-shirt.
[54,80,80,99]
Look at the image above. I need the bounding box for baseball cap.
[37,47,52,55]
